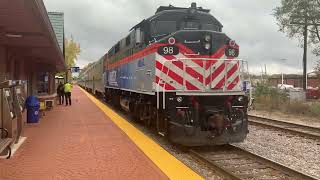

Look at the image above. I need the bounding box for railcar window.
[115,43,120,53]
[108,47,115,57]
[151,21,177,37]
[126,35,131,46]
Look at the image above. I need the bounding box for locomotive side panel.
[134,53,156,93]
[107,53,156,94]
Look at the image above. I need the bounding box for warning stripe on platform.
[80,88,203,180]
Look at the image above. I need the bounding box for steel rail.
[190,145,319,180]
[248,115,320,139]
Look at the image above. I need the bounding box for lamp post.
[306,71,314,89]
[279,58,287,86]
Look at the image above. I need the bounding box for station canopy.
[0,0,66,71]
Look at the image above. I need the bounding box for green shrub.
[254,83,288,111]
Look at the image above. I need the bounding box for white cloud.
[44,0,319,74]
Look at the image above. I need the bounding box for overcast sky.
[43,0,318,75]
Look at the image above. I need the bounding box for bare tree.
[274,0,320,88]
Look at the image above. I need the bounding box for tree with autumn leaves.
[65,37,81,68]
[57,37,81,80]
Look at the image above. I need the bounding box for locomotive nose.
[175,30,233,56]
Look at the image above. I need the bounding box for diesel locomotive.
[78,3,249,146]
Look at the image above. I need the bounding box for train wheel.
[131,102,140,121]
[143,104,153,127]
[147,106,157,128]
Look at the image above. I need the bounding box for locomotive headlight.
[204,35,211,42]
[238,96,244,102]
[177,96,183,103]
[204,43,211,50]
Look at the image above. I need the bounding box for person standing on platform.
[64,82,73,106]
[57,82,64,105]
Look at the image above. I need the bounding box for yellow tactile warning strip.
[80,88,203,180]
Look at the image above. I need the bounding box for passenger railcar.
[78,55,106,97]
[81,3,250,146]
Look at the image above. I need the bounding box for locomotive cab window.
[151,21,177,37]
[115,42,120,53]
[125,35,131,46]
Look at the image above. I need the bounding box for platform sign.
[70,67,80,73]
[69,67,80,79]
[242,80,251,93]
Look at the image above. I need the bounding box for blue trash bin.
[25,96,40,123]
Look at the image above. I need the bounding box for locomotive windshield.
[179,21,220,31]
[180,21,199,30]
[151,21,177,37]
[151,20,221,38]
[148,7,223,41]
[150,17,221,39]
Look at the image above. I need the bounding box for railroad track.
[190,145,318,180]
[248,115,320,139]
[90,92,319,179]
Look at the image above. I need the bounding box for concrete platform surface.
[0,86,168,180]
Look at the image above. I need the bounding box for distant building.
[48,12,64,54]
[268,73,319,88]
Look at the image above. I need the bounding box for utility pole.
[303,17,308,90]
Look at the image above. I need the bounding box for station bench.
[0,128,12,159]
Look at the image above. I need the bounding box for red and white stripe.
[154,47,241,92]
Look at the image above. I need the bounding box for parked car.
[278,84,294,90]
[306,87,320,99]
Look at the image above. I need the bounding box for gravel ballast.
[234,125,320,179]
[103,100,320,179]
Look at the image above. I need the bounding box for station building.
[0,0,66,99]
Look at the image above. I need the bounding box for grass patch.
[309,102,320,116]
[253,83,320,117]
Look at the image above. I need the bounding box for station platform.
[0,86,201,180]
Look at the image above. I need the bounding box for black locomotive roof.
[156,4,210,14]
[131,3,223,30]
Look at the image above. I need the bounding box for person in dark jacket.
[57,82,64,105]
